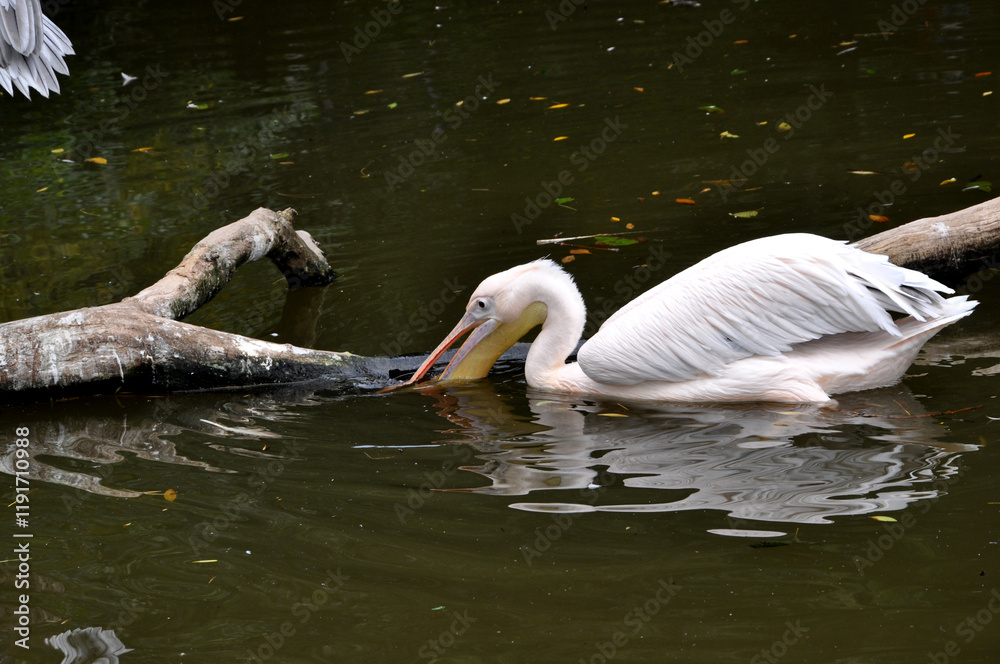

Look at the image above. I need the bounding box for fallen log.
[0,199,997,405]
[853,196,1000,280]
[0,208,384,405]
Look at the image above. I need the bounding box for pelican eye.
[477,300,487,309]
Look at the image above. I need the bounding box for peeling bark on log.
[853,196,1000,280]
[1,200,998,405]
[0,208,377,405]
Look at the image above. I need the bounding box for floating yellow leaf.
[729,210,759,218]
[903,161,920,171]
[733,39,748,44]
[675,198,696,205]
[401,71,424,78]
[51,148,64,154]
[548,103,569,109]
[560,255,575,264]
[849,170,882,175]
[570,249,591,255]
[132,147,154,152]
[364,89,382,95]
[496,98,511,104]
[903,133,916,139]
[85,157,107,165]
[36,186,48,193]
[164,489,178,502]
[720,130,739,139]
[984,91,993,97]
[634,87,644,93]
[651,190,660,196]
[940,178,957,185]
[352,110,369,115]
[598,413,628,417]
[869,214,890,223]
[227,16,243,22]
[191,559,218,564]
[871,516,897,522]
[625,223,635,229]
[529,96,548,100]
[611,216,621,222]
[777,122,792,132]
[553,136,569,141]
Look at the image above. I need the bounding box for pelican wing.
[577,233,954,385]
[0,0,73,98]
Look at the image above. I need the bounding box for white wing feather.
[577,233,956,385]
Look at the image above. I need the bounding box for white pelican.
[0,0,74,98]
[398,234,976,402]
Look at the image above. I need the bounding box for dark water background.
[1,1,1000,662]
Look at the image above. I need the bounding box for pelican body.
[0,0,73,98]
[401,234,976,403]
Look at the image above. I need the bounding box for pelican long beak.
[392,301,547,389]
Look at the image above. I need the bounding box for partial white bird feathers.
[0,0,74,99]
[577,234,975,386]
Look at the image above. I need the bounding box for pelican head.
[397,259,584,388]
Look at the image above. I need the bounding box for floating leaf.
[731,69,747,75]
[387,102,398,109]
[625,223,635,229]
[548,103,569,109]
[191,559,218,564]
[729,210,759,218]
[651,190,660,196]
[903,161,920,171]
[529,96,548,101]
[903,133,916,139]
[598,413,628,417]
[610,216,621,222]
[85,157,107,165]
[164,489,178,502]
[733,39,748,45]
[940,178,957,185]
[594,236,639,247]
[570,249,591,255]
[975,71,992,77]
[560,255,575,264]
[720,130,739,139]
[364,89,382,95]
[132,146,154,152]
[869,214,890,223]
[401,71,424,78]
[352,109,369,115]
[675,198,696,205]
[849,170,882,175]
[777,121,792,132]
[698,105,725,114]
[871,516,898,522]
[51,148,64,154]
[270,153,290,160]
[555,197,574,205]
[553,136,569,141]
[633,87,644,93]
[496,98,511,104]
[964,181,992,192]
[36,186,48,193]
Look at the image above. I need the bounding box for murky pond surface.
[2,1,1000,662]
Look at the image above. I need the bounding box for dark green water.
[2,1,1000,662]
